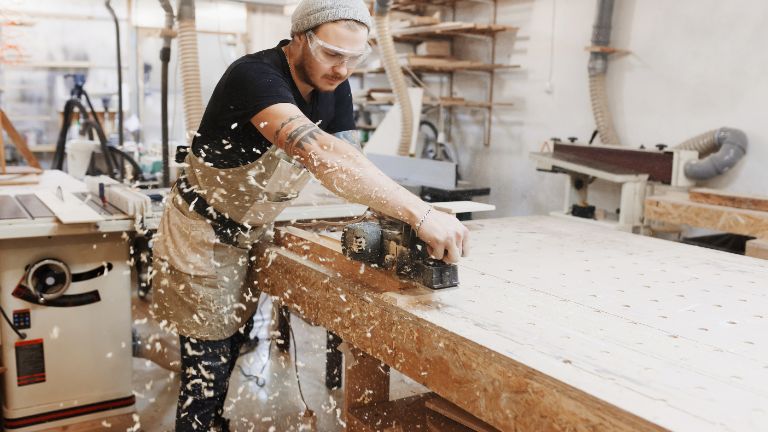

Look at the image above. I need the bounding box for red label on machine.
[15,339,46,386]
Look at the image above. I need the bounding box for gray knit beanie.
[291,0,373,36]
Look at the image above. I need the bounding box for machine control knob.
[655,143,668,151]
[568,136,578,143]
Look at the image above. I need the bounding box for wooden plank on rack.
[689,188,768,212]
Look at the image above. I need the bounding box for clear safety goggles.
[306,30,371,68]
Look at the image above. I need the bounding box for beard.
[295,48,346,92]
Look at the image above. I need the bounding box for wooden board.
[746,239,768,260]
[645,193,768,239]
[689,188,768,212]
[432,201,495,214]
[35,190,104,224]
[258,216,768,431]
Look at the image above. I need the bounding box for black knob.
[568,137,578,143]
[655,143,668,151]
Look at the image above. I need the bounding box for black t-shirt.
[191,40,355,168]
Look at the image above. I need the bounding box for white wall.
[452,0,768,218]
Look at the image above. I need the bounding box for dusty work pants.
[175,319,253,431]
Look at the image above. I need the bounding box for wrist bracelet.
[414,206,433,236]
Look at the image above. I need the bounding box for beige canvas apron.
[151,145,311,339]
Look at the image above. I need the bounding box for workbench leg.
[325,331,343,390]
[276,305,290,352]
[343,346,389,431]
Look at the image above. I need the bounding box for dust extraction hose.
[374,0,413,156]
[159,0,174,187]
[177,0,204,139]
[588,0,620,146]
[673,127,748,181]
[105,0,124,148]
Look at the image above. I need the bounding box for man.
[151,0,469,430]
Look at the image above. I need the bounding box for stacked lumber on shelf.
[390,21,515,39]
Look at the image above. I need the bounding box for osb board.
[645,193,768,239]
[689,188,768,212]
[258,216,768,432]
[259,260,662,430]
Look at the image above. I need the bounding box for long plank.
[689,188,768,212]
[645,193,768,239]
[259,215,768,431]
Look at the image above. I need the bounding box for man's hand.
[415,208,470,264]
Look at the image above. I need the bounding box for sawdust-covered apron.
[151,145,311,339]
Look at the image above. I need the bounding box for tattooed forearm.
[333,130,362,152]
[284,123,322,155]
[273,114,303,143]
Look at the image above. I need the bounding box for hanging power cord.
[289,321,317,430]
[237,294,270,387]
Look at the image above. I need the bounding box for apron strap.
[175,175,251,247]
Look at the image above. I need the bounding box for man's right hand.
[414,208,470,264]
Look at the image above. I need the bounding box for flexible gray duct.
[177,0,204,138]
[674,127,748,180]
[588,0,620,146]
[374,0,413,156]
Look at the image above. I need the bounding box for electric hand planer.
[340,217,459,289]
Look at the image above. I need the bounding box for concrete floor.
[131,296,425,431]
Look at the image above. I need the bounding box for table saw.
[256,215,768,431]
[0,171,161,430]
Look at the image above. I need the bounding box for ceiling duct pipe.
[588,0,621,146]
[674,127,748,181]
[374,0,413,156]
[176,0,204,140]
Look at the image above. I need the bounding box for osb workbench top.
[257,216,768,431]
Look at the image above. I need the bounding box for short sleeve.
[325,80,356,134]
[221,61,296,123]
